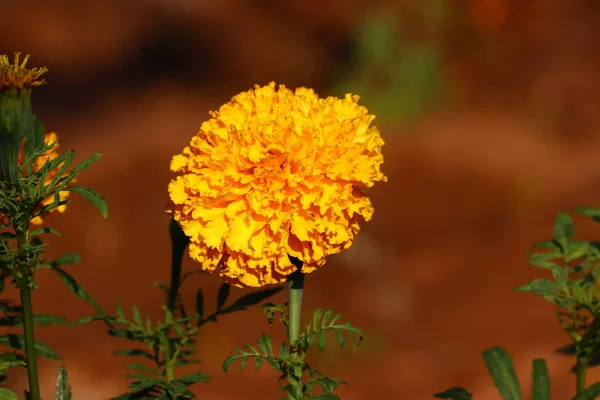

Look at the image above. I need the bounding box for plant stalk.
[576,356,589,394]
[287,266,305,399]
[16,230,41,400]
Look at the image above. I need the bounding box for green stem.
[576,356,589,394]
[287,266,305,400]
[15,231,41,400]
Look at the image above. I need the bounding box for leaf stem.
[287,262,305,400]
[16,230,41,400]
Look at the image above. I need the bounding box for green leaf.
[216,283,230,311]
[553,211,574,243]
[528,252,561,269]
[575,207,600,223]
[567,240,590,261]
[573,382,600,400]
[514,279,557,297]
[257,333,273,356]
[482,346,522,400]
[113,349,154,360]
[0,334,61,360]
[318,330,327,350]
[55,365,72,400]
[131,306,142,328]
[67,314,107,327]
[0,352,25,374]
[433,388,473,400]
[61,153,102,185]
[174,372,211,385]
[124,363,158,375]
[531,359,549,400]
[51,266,91,302]
[67,185,108,219]
[123,374,162,390]
[29,227,62,237]
[53,253,83,267]
[0,388,20,400]
[26,314,67,327]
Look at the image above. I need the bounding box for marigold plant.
[168,82,387,287]
[0,132,71,226]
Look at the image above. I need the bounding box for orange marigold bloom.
[0,132,71,226]
[168,82,387,287]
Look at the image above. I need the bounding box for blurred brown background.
[3,0,600,398]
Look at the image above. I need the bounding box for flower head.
[0,53,48,91]
[0,132,71,226]
[168,82,387,287]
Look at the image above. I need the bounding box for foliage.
[224,304,362,399]
[436,207,600,398]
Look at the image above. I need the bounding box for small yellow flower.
[0,53,48,91]
[168,83,387,287]
[0,132,71,226]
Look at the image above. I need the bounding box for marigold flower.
[168,82,387,287]
[0,53,48,91]
[0,132,71,226]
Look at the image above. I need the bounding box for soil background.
[3,1,600,399]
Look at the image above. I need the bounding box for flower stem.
[287,266,305,399]
[576,356,589,394]
[15,231,41,400]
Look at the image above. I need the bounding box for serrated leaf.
[257,333,273,356]
[174,372,211,385]
[533,241,561,251]
[131,306,142,327]
[0,334,61,360]
[482,346,522,400]
[575,207,600,223]
[573,382,600,400]
[67,314,107,327]
[53,253,83,267]
[553,211,574,243]
[51,266,91,302]
[531,359,549,400]
[528,252,561,269]
[335,329,345,348]
[567,240,590,261]
[67,184,108,218]
[124,363,158,375]
[123,374,162,390]
[29,227,62,237]
[434,387,473,400]
[0,388,20,400]
[318,330,327,350]
[514,279,557,297]
[113,349,154,359]
[0,352,25,374]
[55,365,72,400]
[29,314,67,327]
